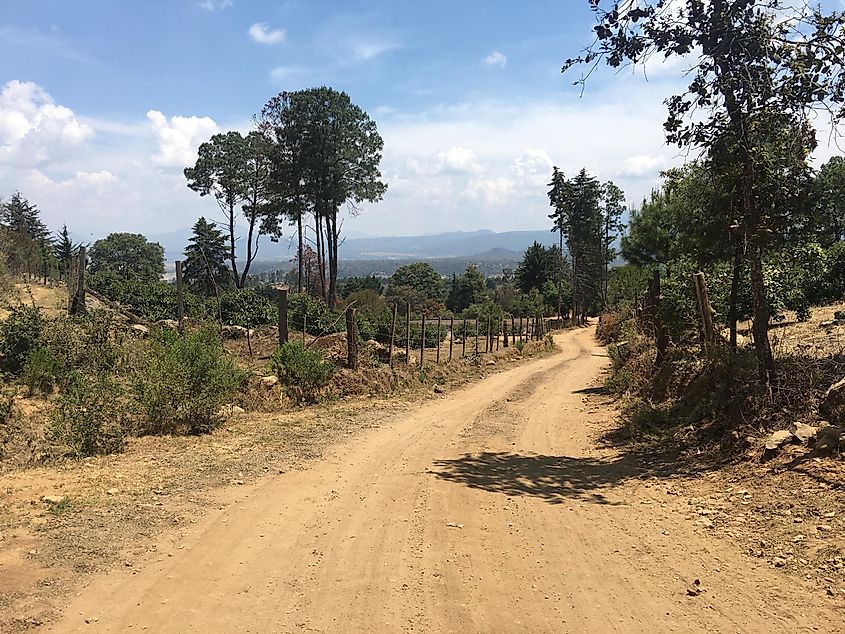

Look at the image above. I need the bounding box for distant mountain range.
[151,228,559,265]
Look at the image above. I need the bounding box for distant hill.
[150,227,557,264]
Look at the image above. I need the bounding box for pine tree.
[0,192,51,243]
[53,225,79,278]
[0,192,53,278]
[183,217,232,296]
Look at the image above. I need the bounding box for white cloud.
[351,40,399,62]
[146,109,218,168]
[270,66,302,81]
[197,0,232,10]
[436,146,480,173]
[482,51,507,68]
[248,22,286,45]
[618,154,668,177]
[465,177,515,205]
[513,149,554,183]
[0,80,93,165]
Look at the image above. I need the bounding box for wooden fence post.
[449,316,454,361]
[346,306,358,370]
[68,247,87,316]
[276,286,289,346]
[519,317,524,343]
[694,271,716,352]
[474,319,479,355]
[175,260,185,332]
[302,311,307,345]
[486,315,492,352]
[462,319,467,358]
[67,255,77,313]
[405,302,411,366]
[503,320,508,348]
[436,316,442,363]
[389,304,397,368]
[420,314,426,368]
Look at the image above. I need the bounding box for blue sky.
[2,1,842,244]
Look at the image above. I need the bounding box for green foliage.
[825,241,845,301]
[0,304,44,374]
[605,265,650,312]
[89,272,210,322]
[23,346,63,394]
[219,288,277,327]
[813,156,845,246]
[184,216,232,295]
[288,293,344,335]
[133,327,246,435]
[387,262,446,307]
[340,275,383,298]
[48,372,128,457]
[270,341,335,403]
[89,233,165,283]
[447,266,487,312]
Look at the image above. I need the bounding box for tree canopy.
[89,233,165,283]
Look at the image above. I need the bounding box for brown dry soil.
[0,327,843,633]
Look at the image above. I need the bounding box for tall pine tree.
[183,217,232,296]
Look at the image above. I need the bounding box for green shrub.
[89,271,210,322]
[288,293,344,336]
[515,339,525,353]
[270,341,335,403]
[133,326,246,435]
[48,372,129,457]
[219,289,277,328]
[23,346,63,394]
[0,304,44,374]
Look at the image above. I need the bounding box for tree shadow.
[431,449,681,505]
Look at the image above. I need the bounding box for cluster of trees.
[547,169,625,320]
[184,87,387,307]
[615,157,845,332]
[567,0,845,380]
[0,192,81,283]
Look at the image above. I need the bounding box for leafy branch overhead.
[565,0,845,380]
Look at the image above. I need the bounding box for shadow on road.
[431,450,673,505]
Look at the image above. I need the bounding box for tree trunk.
[728,241,743,349]
[748,235,775,381]
[297,212,304,294]
[226,199,241,289]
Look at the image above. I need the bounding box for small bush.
[0,304,44,375]
[48,372,129,457]
[219,289,277,328]
[515,340,525,353]
[288,294,344,336]
[271,341,335,403]
[23,346,63,394]
[133,326,246,435]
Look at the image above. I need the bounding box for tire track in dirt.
[44,327,844,633]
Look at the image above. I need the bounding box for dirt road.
[45,328,842,633]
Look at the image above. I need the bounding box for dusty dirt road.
[45,328,843,633]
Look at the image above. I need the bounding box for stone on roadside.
[761,430,797,461]
[260,375,278,388]
[820,376,845,425]
[433,384,445,394]
[129,323,149,336]
[810,425,841,458]
[41,495,67,505]
[217,404,246,418]
[221,325,252,339]
[791,422,818,446]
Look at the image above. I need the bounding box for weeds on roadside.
[48,371,129,457]
[133,326,246,434]
[270,341,335,403]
